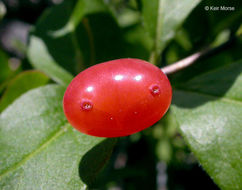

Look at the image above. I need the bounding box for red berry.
[63,58,172,137]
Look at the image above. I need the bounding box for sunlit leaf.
[0,85,116,189]
[172,60,242,190]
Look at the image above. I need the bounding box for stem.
[161,37,234,75]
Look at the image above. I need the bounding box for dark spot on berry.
[80,100,93,111]
[149,84,161,96]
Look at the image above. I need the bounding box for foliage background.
[0,0,241,189]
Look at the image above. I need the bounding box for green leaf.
[0,50,15,84]
[0,50,21,94]
[181,0,242,51]
[76,13,125,67]
[169,37,242,85]
[205,0,242,37]
[52,0,108,37]
[171,60,242,189]
[0,70,49,112]
[122,24,153,61]
[27,36,73,85]
[0,51,10,84]
[0,85,116,189]
[27,0,110,83]
[141,0,201,63]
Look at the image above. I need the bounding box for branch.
[161,37,235,75]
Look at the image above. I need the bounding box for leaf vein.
[0,123,71,180]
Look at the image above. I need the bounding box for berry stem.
[161,37,235,75]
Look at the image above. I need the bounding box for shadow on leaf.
[79,138,117,186]
[172,60,242,108]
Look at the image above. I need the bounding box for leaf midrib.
[174,88,242,106]
[0,123,71,180]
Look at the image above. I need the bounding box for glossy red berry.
[63,58,172,137]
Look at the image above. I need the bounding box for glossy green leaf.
[0,70,49,112]
[171,60,242,189]
[141,0,201,63]
[0,85,116,189]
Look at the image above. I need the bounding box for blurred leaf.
[28,36,73,85]
[76,13,126,67]
[174,29,192,51]
[0,50,12,84]
[53,0,108,37]
[28,0,144,77]
[182,0,242,50]
[0,85,116,189]
[171,60,242,189]
[156,139,172,162]
[141,0,201,63]
[116,8,140,27]
[152,111,181,163]
[27,0,80,81]
[0,2,6,20]
[122,24,152,60]
[169,37,242,85]
[0,70,49,112]
[27,0,118,82]
[211,30,230,47]
[0,50,21,94]
[0,20,30,58]
[236,24,242,36]
[206,0,242,37]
